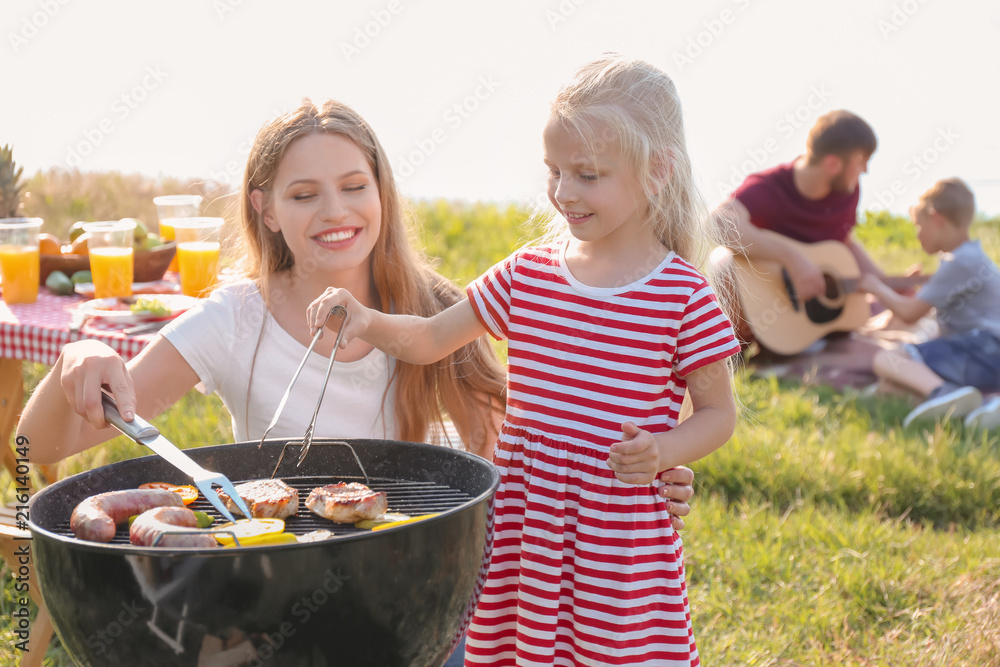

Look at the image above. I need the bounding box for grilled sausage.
[129,506,218,548]
[70,489,184,543]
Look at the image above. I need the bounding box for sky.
[3,0,999,218]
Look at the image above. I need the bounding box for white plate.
[78,294,199,324]
[73,281,180,299]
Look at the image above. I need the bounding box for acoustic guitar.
[732,239,925,355]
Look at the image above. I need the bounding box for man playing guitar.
[711,110,887,352]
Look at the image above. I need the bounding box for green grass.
[4,194,1000,665]
[714,375,1000,530]
[412,198,547,286]
[689,491,1000,666]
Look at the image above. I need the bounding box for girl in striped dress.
[308,54,740,666]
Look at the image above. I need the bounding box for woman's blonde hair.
[232,99,506,451]
[547,53,718,270]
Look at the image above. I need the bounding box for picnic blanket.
[746,307,938,391]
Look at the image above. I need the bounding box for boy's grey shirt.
[917,240,1000,337]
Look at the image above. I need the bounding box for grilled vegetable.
[139,482,199,505]
[297,529,335,543]
[222,532,298,548]
[213,518,286,547]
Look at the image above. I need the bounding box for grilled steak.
[306,482,388,523]
[217,479,298,519]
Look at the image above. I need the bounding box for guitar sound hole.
[804,298,843,324]
[804,273,844,324]
[823,275,839,299]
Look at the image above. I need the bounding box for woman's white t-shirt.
[160,280,397,443]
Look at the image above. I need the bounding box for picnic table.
[0,290,162,485]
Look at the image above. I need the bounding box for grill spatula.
[101,392,252,523]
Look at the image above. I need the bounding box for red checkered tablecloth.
[0,292,157,366]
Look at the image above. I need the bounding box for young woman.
[19,99,505,460]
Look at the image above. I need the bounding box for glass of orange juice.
[0,217,43,305]
[172,217,223,298]
[153,194,202,272]
[84,220,135,299]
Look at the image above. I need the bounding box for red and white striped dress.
[463,244,740,666]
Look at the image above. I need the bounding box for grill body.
[28,439,498,667]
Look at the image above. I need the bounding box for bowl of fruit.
[39,219,176,292]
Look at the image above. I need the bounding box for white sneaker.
[964,396,1000,431]
[903,386,983,428]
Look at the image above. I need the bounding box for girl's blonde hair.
[548,55,738,416]
[232,99,506,451]
[548,53,718,269]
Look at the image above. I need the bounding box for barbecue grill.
[28,438,499,666]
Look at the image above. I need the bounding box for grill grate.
[54,476,475,545]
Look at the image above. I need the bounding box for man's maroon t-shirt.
[731,160,859,244]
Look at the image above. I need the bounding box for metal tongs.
[101,392,252,524]
[258,305,349,466]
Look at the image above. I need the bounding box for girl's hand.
[659,466,695,530]
[58,339,134,428]
[608,421,660,485]
[306,287,369,345]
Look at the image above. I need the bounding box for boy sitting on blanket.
[858,178,1000,430]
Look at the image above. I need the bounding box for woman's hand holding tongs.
[57,339,137,428]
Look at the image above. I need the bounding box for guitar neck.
[841,275,926,293]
